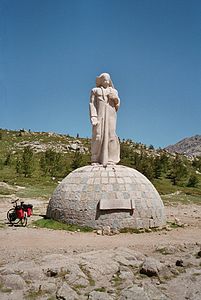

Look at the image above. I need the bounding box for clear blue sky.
[0,0,201,148]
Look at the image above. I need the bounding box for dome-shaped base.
[47,165,166,229]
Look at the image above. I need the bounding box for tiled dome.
[47,165,166,229]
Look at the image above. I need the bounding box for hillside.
[0,128,90,154]
[0,128,201,202]
[165,135,201,157]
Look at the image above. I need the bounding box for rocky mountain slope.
[0,128,164,158]
[0,129,90,154]
[165,135,201,157]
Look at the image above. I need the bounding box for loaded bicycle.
[7,199,33,227]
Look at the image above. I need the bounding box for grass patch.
[73,284,86,293]
[32,218,93,232]
[79,265,95,286]
[0,283,12,293]
[111,270,122,287]
[94,287,106,292]
[154,177,201,198]
[166,221,183,229]
[73,284,86,289]
[162,193,201,205]
[16,184,56,199]
[0,222,5,229]
[0,186,15,195]
[0,167,57,199]
[25,289,47,300]
[153,178,179,195]
[58,268,70,278]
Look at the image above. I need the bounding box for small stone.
[140,257,163,277]
[96,229,103,235]
[156,245,177,255]
[171,268,180,275]
[175,259,184,267]
[56,283,79,300]
[165,225,172,231]
[120,285,149,300]
[0,274,26,290]
[46,269,58,277]
[88,291,113,300]
[177,222,184,227]
[111,228,120,235]
[174,217,180,223]
[102,226,111,235]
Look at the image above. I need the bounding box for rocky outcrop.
[14,140,88,154]
[0,245,201,300]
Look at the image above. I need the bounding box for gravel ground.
[0,195,201,299]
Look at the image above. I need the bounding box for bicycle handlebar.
[11,199,25,208]
[11,199,19,204]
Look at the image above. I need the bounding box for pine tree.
[40,149,64,177]
[4,152,12,166]
[71,149,84,170]
[186,174,199,187]
[168,155,188,185]
[16,146,34,177]
[120,142,132,160]
[192,157,201,172]
[0,158,3,170]
[16,158,23,175]
[159,153,170,174]
[153,156,162,179]
[22,146,34,177]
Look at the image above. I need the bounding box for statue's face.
[101,74,110,88]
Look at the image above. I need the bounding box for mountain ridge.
[165,135,201,157]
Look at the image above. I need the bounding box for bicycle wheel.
[7,208,20,225]
[20,213,27,227]
[7,208,14,222]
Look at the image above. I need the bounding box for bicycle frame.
[7,199,33,227]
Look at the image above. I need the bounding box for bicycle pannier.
[16,206,24,219]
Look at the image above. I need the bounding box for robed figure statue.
[89,73,120,166]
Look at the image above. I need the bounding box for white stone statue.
[89,73,120,166]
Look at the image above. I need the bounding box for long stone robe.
[89,86,120,166]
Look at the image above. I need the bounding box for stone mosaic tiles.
[47,165,166,229]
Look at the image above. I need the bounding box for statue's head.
[96,73,114,88]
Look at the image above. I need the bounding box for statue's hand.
[108,92,119,107]
[108,92,117,101]
[91,117,98,126]
[115,103,120,112]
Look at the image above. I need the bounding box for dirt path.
[0,196,201,264]
[0,226,201,263]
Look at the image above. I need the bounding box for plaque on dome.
[99,198,133,210]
